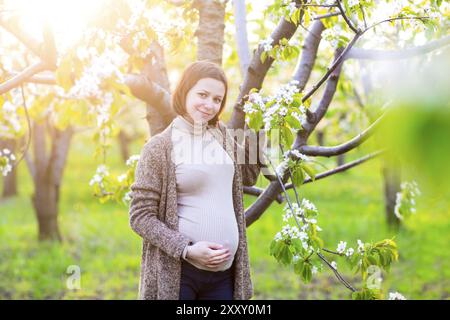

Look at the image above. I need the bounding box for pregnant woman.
[129,61,261,300]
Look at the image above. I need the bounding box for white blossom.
[89,165,109,187]
[122,191,132,203]
[126,155,140,167]
[260,37,274,52]
[331,261,337,270]
[348,0,360,8]
[357,239,365,253]
[312,266,318,275]
[389,292,407,300]
[243,102,257,114]
[288,149,309,162]
[336,241,347,254]
[274,232,283,242]
[301,198,317,213]
[394,181,421,220]
[285,1,297,16]
[0,149,15,177]
[345,248,354,257]
[276,159,289,176]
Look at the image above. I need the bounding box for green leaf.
[281,126,294,147]
[55,57,73,92]
[367,255,378,267]
[260,51,267,64]
[300,163,316,181]
[291,165,304,187]
[269,240,277,255]
[271,240,284,259]
[294,260,304,275]
[302,263,312,283]
[285,114,301,129]
[304,9,310,26]
[248,110,263,130]
[280,245,293,265]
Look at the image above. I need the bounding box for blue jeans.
[179,260,234,300]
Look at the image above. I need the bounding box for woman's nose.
[203,101,215,109]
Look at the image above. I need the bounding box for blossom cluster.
[243,80,306,132]
[126,154,140,168]
[394,181,421,220]
[282,0,298,17]
[89,165,110,188]
[69,49,126,100]
[336,240,356,257]
[275,149,310,178]
[284,149,309,162]
[275,197,322,254]
[1,89,24,137]
[260,36,274,52]
[388,292,407,300]
[0,148,16,177]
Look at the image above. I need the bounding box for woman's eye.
[198,93,207,98]
[214,98,222,104]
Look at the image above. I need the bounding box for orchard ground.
[0,131,449,300]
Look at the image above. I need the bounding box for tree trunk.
[193,0,226,65]
[28,120,73,241]
[32,173,61,241]
[382,163,401,229]
[1,138,18,198]
[118,130,130,162]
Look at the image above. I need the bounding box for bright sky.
[3,0,107,50]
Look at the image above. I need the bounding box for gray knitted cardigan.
[129,120,261,300]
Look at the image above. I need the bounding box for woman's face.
[184,77,226,124]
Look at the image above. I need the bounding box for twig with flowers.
[264,146,405,299]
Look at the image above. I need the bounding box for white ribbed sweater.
[171,115,239,271]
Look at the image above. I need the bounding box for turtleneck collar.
[172,115,212,136]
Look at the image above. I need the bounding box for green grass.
[0,132,449,299]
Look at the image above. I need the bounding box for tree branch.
[232,0,251,75]
[298,112,386,156]
[317,252,356,292]
[301,32,361,103]
[19,72,57,85]
[336,0,359,33]
[0,62,49,95]
[243,186,284,203]
[246,150,384,198]
[285,150,384,190]
[313,12,341,20]
[293,20,325,92]
[0,16,43,58]
[295,47,345,147]
[346,35,450,60]
[228,0,305,129]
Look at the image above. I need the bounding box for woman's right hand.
[186,241,231,268]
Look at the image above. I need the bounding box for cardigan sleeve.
[129,137,191,259]
[238,134,262,186]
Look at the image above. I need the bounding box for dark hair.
[172,60,228,126]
